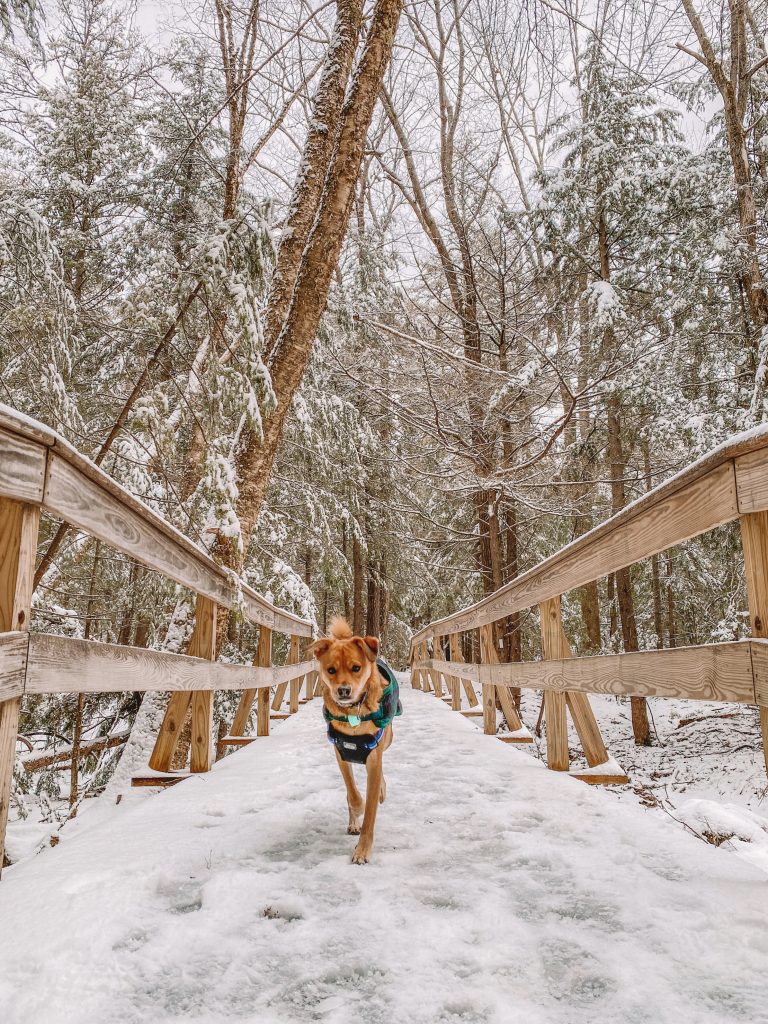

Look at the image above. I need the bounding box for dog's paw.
[351,841,372,865]
[347,824,361,835]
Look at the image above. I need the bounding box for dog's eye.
[327,667,336,675]
[351,665,361,673]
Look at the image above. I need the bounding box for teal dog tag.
[348,715,361,727]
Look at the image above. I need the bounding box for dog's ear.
[309,638,332,660]
[353,636,379,662]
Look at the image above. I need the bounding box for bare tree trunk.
[223,0,403,564]
[352,532,364,634]
[262,0,364,362]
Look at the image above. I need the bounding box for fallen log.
[22,731,130,773]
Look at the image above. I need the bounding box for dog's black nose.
[337,686,352,699]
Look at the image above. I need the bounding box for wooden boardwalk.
[1,685,767,1024]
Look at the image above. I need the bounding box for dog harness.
[325,658,403,764]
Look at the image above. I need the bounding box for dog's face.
[311,634,379,707]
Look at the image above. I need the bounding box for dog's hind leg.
[379,775,386,803]
[335,751,364,834]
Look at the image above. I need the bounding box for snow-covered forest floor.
[513,692,768,876]
[2,682,768,1024]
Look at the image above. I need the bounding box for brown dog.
[310,617,395,864]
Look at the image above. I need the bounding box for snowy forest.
[2,0,768,835]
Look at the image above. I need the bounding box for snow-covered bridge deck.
[1,683,767,1024]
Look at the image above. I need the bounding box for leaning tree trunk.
[221,0,403,571]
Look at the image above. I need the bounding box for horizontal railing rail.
[412,426,768,643]
[410,427,768,784]
[0,631,315,699]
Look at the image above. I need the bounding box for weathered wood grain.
[0,495,38,876]
[414,462,739,640]
[735,449,768,513]
[0,501,40,633]
[484,641,757,703]
[25,634,274,695]
[740,512,768,772]
[750,640,768,708]
[0,430,47,504]
[0,632,28,701]
[540,599,570,771]
[230,626,273,738]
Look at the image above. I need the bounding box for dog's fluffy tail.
[329,616,353,640]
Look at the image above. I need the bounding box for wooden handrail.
[0,404,311,637]
[412,426,768,643]
[414,638,765,704]
[0,631,314,700]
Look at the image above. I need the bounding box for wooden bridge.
[2,403,768,872]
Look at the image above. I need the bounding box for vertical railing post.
[149,594,216,773]
[479,624,497,735]
[431,634,443,698]
[230,624,273,739]
[481,620,526,737]
[450,632,479,707]
[189,597,217,773]
[539,597,570,771]
[288,635,302,713]
[0,497,40,874]
[256,627,273,736]
[739,511,768,773]
[447,633,461,710]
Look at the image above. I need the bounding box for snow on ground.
[513,690,768,875]
[2,682,768,1024]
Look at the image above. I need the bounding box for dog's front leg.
[352,744,384,864]
[335,751,364,834]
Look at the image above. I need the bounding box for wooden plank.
[190,690,214,772]
[0,501,39,633]
[0,429,47,504]
[257,688,270,737]
[0,499,38,876]
[420,659,480,683]
[131,773,191,788]
[273,637,302,711]
[219,736,255,746]
[540,599,569,771]
[231,626,273,738]
[479,624,497,735]
[736,449,768,513]
[147,691,190,772]
[749,640,768,707]
[0,632,28,701]
[449,632,480,707]
[483,642,757,703]
[566,692,609,767]
[740,512,768,773]
[189,597,216,774]
[288,636,302,713]
[539,596,608,768]
[416,462,739,639]
[480,623,524,732]
[25,633,273,695]
[544,691,568,771]
[496,686,532,742]
[570,771,630,786]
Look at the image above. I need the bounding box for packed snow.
[1,681,768,1024]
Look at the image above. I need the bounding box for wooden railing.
[410,427,768,783]
[0,404,316,871]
